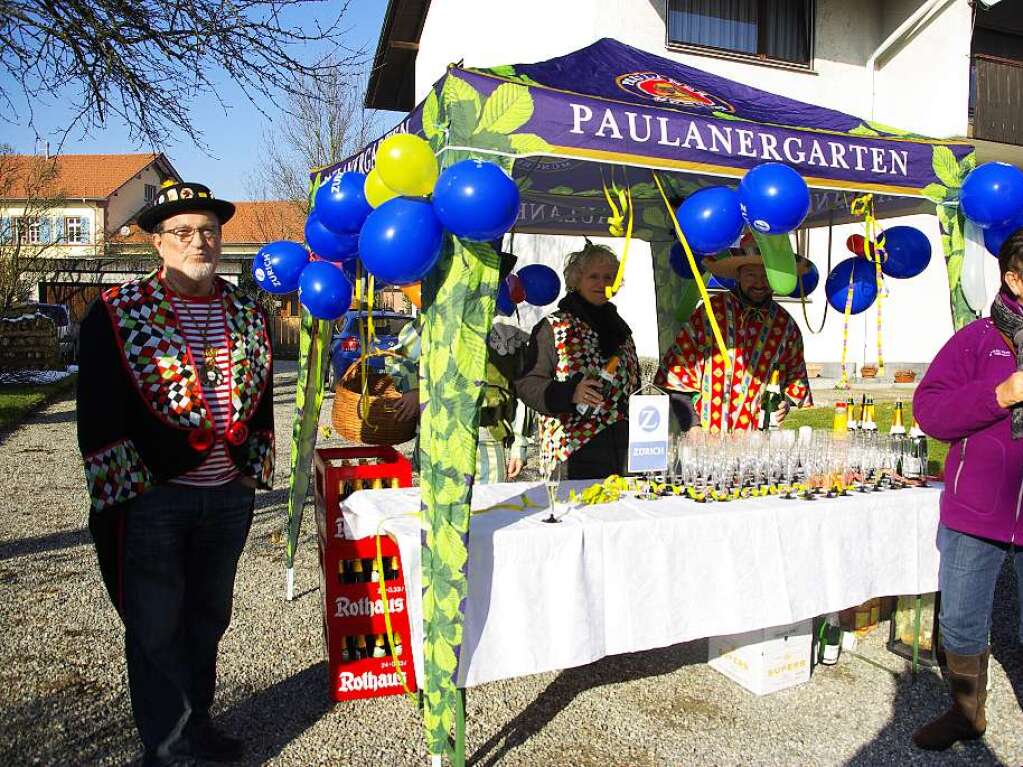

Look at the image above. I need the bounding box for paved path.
[0,366,1020,766]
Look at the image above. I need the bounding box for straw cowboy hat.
[703,231,812,280]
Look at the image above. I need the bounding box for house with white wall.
[0,153,182,317]
[366,0,1023,373]
[0,153,313,324]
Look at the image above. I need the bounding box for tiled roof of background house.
[1,153,175,199]
[109,200,307,247]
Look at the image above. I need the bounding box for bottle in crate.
[348,558,367,584]
[372,634,388,658]
[353,634,369,661]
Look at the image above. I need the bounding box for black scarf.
[558,291,632,358]
[990,290,1023,439]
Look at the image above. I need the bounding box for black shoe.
[141,750,197,767]
[186,718,245,763]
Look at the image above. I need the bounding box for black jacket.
[76,272,275,514]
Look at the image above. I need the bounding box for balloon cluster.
[252,134,524,319]
[959,161,1023,257]
[674,162,811,256]
[825,226,931,314]
[496,263,561,317]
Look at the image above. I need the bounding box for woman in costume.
[515,242,640,479]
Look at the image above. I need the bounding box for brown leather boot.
[912,650,989,751]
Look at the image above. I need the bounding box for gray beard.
[179,261,216,283]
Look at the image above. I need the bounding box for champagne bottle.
[576,355,620,416]
[758,370,782,431]
[861,397,878,432]
[903,415,928,480]
[889,401,906,435]
[847,396,859,431]
[818,615,843,666]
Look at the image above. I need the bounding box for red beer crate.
[319,536,417,701]
[313,446,413,548]
[313,447,417,701]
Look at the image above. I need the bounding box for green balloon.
[752,231,798,296]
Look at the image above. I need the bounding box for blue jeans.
[121,480,254,758]
[937,524,1023,655]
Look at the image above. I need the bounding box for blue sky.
[1,2,402,200]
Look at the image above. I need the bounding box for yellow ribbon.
[652,174,731,370]
[603,182,634,299]
[837,260,856,389]
[373,529,418,701]
[851,194,886,377]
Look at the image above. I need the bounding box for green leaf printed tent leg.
[284,311,332,599]
[419,235,500,763]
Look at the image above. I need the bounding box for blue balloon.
[518,264,561,306]
[359,197,444,286]
[315,171,372,234]
[960,162,1023,229]
[432,159,520,241]
[496,281,515,316]
[879,226,930,279]
[983,214,1023,257]
[738,162,810,235]
[707,275,736,291]
[668,243,707,279]
[253,240,309,294]
[825,257,878,314]
[298,261,353,319]
[305,212,358,262]
[676,187,744,256]
[787,259,820,298]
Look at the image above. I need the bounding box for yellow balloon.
[364,168,399,208]
[376,134,439,197]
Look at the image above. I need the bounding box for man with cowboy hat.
[655,231,813,432]
[76,181,274,766]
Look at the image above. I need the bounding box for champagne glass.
[543,471,560,523]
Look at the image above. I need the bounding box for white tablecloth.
[342,482,942,688]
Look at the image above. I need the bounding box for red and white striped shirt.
[170,292,240,486]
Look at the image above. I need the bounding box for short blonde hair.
[563,243,619,291]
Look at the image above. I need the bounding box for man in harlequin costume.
[76,181,274,766]
[655,232,812,432]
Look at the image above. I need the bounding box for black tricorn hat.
[137,181,236,233]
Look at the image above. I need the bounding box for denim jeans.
[937,524,1023,655]
[121,479,255,758]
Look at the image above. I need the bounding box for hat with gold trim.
[137,180,236,233]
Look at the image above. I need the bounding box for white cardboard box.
[707,619,813,696]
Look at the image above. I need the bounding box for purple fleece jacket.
[914,317,1023,545]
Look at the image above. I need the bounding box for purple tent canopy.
[318,38,972,234]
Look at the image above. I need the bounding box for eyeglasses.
[158,226,221,243]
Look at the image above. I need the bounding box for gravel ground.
[1,361,1021,766]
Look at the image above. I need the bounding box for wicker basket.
[332,353,417,446]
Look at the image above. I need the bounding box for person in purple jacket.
[911,229,1023,751]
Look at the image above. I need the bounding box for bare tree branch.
[246,67,377,211]
[0,0,363,148]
